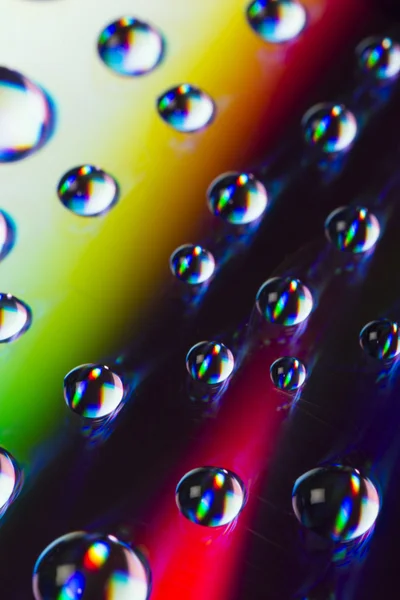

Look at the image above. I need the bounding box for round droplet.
[256,277,313,326]
[0,449,18,513]
[0,211,15,261]
[302,103,357,153]
[207,172,268,225]
[270,356,307,391]
[186,341,234,384]
[292,465,380,542]
[170,244,215,285]
[0,293,31,342]
[246,0,307,43]
[98,17,164,76]
[64,364,124,419]
[176,467,245,527]
[359,318,400,360]
[0,66,54,162]
[32,531,150,600]
[57,165,119,217]
[156,84,215,133]
[357,36,400,80]
[325,206,380,253]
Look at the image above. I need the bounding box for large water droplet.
[170,244,215,284]
[292,465,380,542]
[32,532,150,600]
[270,356,307,391]
[0,293,31,342]
[98,17,164,76]
[157,84,215,132]
[176,467,245,527]
[57,165,119,217]
[246,0,307,43]
[207,172,268,225]
[256,277,313,326]
[325,206,380,253]
[359,318,400,360]
[64,364,124,419]
[0,67,54,162]
[186,341,235,384]
[357,36,400,80]
[0,449,19,514]
[302,103,357,153]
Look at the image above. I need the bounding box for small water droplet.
[170,244,215,284]
[302,103,357,154]
[186,341,235,384]
[256,277,313,326]
[246,0,307,43]
[0,449,19,514]
[292,465,380,542]
[0,211,15,261]
[98,17,164,76]
[325,206,380,253]
[0,294,31,342]
[359,319,400,360]
[57,165,119,217]
[176,467,245,527]
[357,36,400,80]
[207,172,268,225]
[32,532,150,600]
[156,84,215,132]
[64,364,124,419]
[270,356,307,391]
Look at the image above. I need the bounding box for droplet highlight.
[270,356,307,391]
[325,206,380,253]
[359,318,400,360]
[0,293,31,342]
[207,172,268,225]
[170,244,215,285]
[357,36,400,80]
[246,0,307,43]
[256,277,313,326]
[57,165,119,217]
[0,449,19,514]
[302,103,357,153]
[157,84,215,133]
[64,364,124,419]
[186,341,234,384]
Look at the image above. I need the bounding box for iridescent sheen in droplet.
[98,17,164,76]
[57,165,119,217]
[357,36,400,80]
[176,467,245,527]
[186,341,234,384]
[170,244,215,284]
[207,172,268,225]
[0,211,15,261]
[157,84,215,133]
[246,0,307,43]
[0,66,53,162]
[302,103,357,153]
[0,293,31,342]
[256,277,313,326]
[270,356,306,391]
[32,532,150,600]
[325,206,380,253]
[0,449,18,514]
[64,364,124,419]
[359,319,400,360]
[292,465,380,542]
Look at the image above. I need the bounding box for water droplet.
[156,84,215,132]
[57,165,119,217]
[357,36,400,80]
[170,244,215,284]
[32,532,151,600]
[325,206,380,253]
[176,467,245,527]
[64,364,124,419]
[98,17,164,76]
[270,356,307,391]
[0,294,31,342]
[302,103,357,153]
[256,277,313,326]
[186,341,235,384]
[292,465,380,542]
[0,211,15,261]
[207,172,268,225]
[0,67,54,162]
[359,319,400,360]
[0,449,19,513]
[246,0,307,43]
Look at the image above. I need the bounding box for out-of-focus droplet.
[359,318,400,360]
[292,465,380,542]
[0,67,53,162]
[256,277,313,326]
[32,532,150,600]
[270,356,307,391]
[357,36,400,80]
[0,211,15,261]
[246,0,306,43]
[186,341,234,384]
[302,103,357,153]
[176,467,245,527]
[0,449,18,513]
[325,206,380,253]
[57,165,119,217]
[0,294,31,343]
[170,244,215,284]
[156,84,215,133]
[207,172,268,225]
[98,17,164,76]
[64,364,124,419]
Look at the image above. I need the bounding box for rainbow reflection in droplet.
[186,341,234,384]
[207,172,268,225]
[302,103,357,153]
[246,0,307,43]
[170,244,215,284]
[0,210,15,261]
[325,206,380,253]
[0,293,31,343]
[157,84,215,132]
[0,449,19,514]
[270,356,307,391]
[357,36,400,80]
[359,318,400,360]
[64,364,124,419]
[57,165,119,217]
[256,277,313,326]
